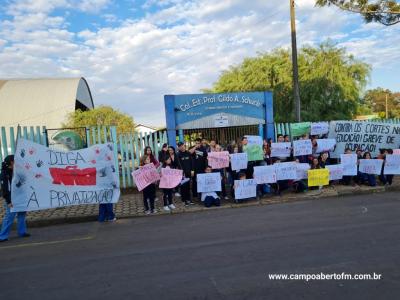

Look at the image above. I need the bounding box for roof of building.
[0,77,94,128]
[134,124,158,131]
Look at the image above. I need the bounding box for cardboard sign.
[271,142,292,158]
[197,173,222,193]
[359,159,383,175]
[275,162,297,180]
[230,153,248,171]
[253,166,277,184]
[311,122,329,136]
[308,169,330,187]
[316,139,336,153]
[325,164,344,181]
[296,163,310,180]
[132,163,161,191]
[207,151,230,169]
[341,154,358,176]
[159,168,183,189]
[384,155,400,175]
[245,135,263,161]
[11,139,120,212]
[293,140,312,156]
[234,179,257,200]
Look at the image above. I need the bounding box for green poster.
[245,136,263,161]
[290,122,311,137]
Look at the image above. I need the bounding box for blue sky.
[0,0,399,126]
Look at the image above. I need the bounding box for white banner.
[384,155,400,175]
[275,162,297,180]
[234,179,257,200]
[311,122,329,136]
[359,159,383,175]
[296,163,310,180]
[253,166,277,184]
[230,153,248,171]
[11,139,120,212]
[341,154,358,176]
[325,164,344,181]
[293,140,312,156]
[316,139,336,153]
[197,173,222,193]
[271,142,291,158]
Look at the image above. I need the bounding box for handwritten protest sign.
[197,173,221,193]
[245,135,263,161]
[326,164,344,181]
[293,140,312,156]
[271,142,291,158]
[275,162,297,180]
[308,169,329,187]
[359,159,383,175]
[290,122,311,137]
[296,163,310,180]
[253,166,277,184]
[230,153,248,171]
[340,154,358,176]
[207,151,230,169]
[132,163,161,191]
[311,122,329,136]
[11,139,120,212]
[316,139,336,153]
[384,155,400,175]
[159,168,183,189]
[234,179,257,200]
[328,121,400,158]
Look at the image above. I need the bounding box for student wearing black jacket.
[0,155,30,242]
[158,143,169,164]
[190,138,208,198]
[177,142,194,206]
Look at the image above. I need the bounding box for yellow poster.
[308,169,330,187]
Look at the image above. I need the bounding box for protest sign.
[359,159,383,175]
[293,140,312,156]
[316,139,336,153]
[325,164,344,181]
[328,121,400,158]
[275,162,297,180]
[290,122,311,137]
[311,122,329,136]
[11,139,120,212]
[296,163,310,180]
[234,179,257,200]
[245,135,263,161]
[384,155,400,175]
[230,153,248,171]
[393,149,400,155]
[132,163,161,191]
[271,142,291,158]
[253,166,277,184]
[197,173,221,193]
[308,169,330,187]
[159,168,183,189]
[207,151,230,169]
[340,154,358,176]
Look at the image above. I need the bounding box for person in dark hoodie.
[190,138,208,198]
[177,142,194,206]
[0,155,30,242]
[158,143,169,164]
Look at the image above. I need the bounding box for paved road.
[1,193,399,300]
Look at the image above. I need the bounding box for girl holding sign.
[161,157,177,212]
[359,152,377,187]
[140,155,157,215]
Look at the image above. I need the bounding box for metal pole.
[290,0,301,122]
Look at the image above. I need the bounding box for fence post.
[110,126,121,188]
[1,127,8,157]
[9,127,16,154]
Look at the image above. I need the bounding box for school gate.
[164,91,274,147]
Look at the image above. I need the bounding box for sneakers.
[175,192,181,197]
[108,217,117,222]
[151,209,158,214]
[184,201,190,206]
[168,204,176,209]
[189,201,195,205]
[224,196,229,200]
[163,206,171,212]
[145,210,151,215]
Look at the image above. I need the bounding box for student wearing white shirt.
[201,166,221,208]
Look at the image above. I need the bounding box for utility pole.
[290,0,301,122]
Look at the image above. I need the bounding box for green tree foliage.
[316,0,400,26]
[209,43,370,122]
[64,105,135,135]
[361,88,400,118]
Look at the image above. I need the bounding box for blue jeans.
[0,203,27,240]
[98,203,115,222]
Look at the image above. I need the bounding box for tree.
[209,42,370,122]
[361,88,400,118]
[64,105,136,135]
[316,0,400,26]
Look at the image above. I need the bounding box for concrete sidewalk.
[1,179,399,227]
